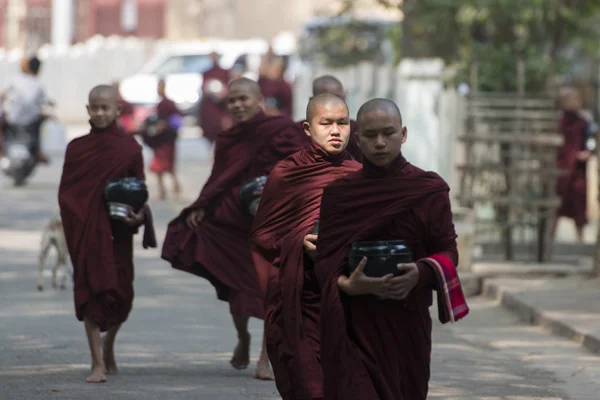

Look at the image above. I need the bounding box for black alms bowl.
[346,240,413,277]
[104,177,149,219]
[239,176,267,216]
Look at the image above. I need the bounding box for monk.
[199,52,232,143]
[162,78,306,380]
[297,75,362,162]
[112,81,135,134]
[552,86,593,243]
[141,79,183,200]
[258,55,293,118]
[251,94,361,399]
[315,98,469,400]
[58,85,157,383]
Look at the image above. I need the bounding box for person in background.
[552,86,595,243]
[141,79,183,200]
[258,48,293,118]
[112,81,135,135]
[0,55,51,163]
[199,52,232,143]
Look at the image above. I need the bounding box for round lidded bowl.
[239,175,267,216]
[104,177,149,219]
[347,240,413,277]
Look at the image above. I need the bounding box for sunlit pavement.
[1,130,600,399]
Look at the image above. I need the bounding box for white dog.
[37,211,72,291]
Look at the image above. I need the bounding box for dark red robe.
[315,154,468,400]
[118,96,135,134]
[161,112,306,319]
[58,122,156,332]
[556,110,589,228]
[251,142,361,400]
[295,120,362,162]
[200,65,231,142]
[143,97,181,174]
[259,77,293,118]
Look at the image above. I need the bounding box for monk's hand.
[337,257,393,297]
[380,263,420,300]
[121,207,145,227]
[186,208,205,229]
[156,120,168,133]
[577,150,592,161]
[303,234,318,261]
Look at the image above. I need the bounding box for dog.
[37,211,72,291]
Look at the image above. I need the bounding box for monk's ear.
[116,102,123,116]
[303,121,311,137]
[401,126,408,144]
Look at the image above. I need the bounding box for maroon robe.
[251,142,361,400]
[117,96,135,134]
[143,97,180,174]
[200,65,231,142]
[556,110,589,228]
[58,122,156,332]
[259,77,293,118]
[315,154,465,400]
[161,112,306,319]
[295,120,362,162]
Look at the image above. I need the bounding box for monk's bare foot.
[253,360,275,380]
[230,333,251,370]
[86,364,107,383]
[103,343,118,374]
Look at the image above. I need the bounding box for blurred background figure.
[553,86,596,243]
[198,52,232,143]
[140,79,183,200]
[112,81,135,135]
[258,46,293,118]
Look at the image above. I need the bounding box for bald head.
[356,98,406,167]
[306,93,348,123]
[227,78,264,123]
[87,85,121,129]
[228,77,261,96]
[89,84,119,103]
[312,75,345,99]
[357,98,402,125]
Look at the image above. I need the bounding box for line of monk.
[59,74,469,397]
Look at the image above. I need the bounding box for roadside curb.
[482,279,600,354]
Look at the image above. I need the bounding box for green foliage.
[360,0,600,91]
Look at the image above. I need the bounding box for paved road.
[1,138,600,399]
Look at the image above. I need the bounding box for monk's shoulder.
[403,163,449,188]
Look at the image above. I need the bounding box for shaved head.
[227,77,264,123]
[89,84,119,103]
[87,85,120,129]
[228,77,262,96]
[356,98,406,167]
[312,75,345,99]
[306,93,348,123]
[357,98,402,125]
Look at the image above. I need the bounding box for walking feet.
[86,362,107,383]
[230,332,251,370]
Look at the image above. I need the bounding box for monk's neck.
[308,141,347,163]
[363,152,407,177]
[90,120,120,134]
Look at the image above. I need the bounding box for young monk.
[142,79,183,200]
[552,86,593,243]
[315,98,469,400]
[297,76,362,162]
[162,77,306,380]
[251,94,361,400]
[58,85,157,383]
